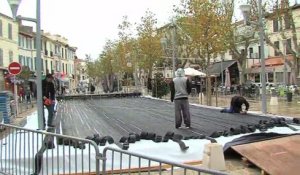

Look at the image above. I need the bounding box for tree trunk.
[290,66,297,85]
[295,57,300,77]
[104,74,115,92]
[206,76,212,106]
[206,46,212,106]
[237,60,247,85]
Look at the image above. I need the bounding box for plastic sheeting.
[1,107,300,174]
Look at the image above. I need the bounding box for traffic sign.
[8,62,22,75]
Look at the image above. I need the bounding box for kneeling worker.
[221,95,249,114]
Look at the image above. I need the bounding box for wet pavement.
[10,101,36,127]
[162,93,300,118]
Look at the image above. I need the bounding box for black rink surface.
[57,97,270,142]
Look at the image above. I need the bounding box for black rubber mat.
[57,97,270,142]
[223,132,295,153]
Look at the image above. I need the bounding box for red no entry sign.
[8,62,22,75]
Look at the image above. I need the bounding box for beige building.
[0,11,79,93]
[0,13,18,91]
[18,25,78,91]
[242,4,300,84]
[208,4,300,85]
[74,58,89,91]
[0,13,18,67]
[42,33,77,91]
[18,25,35,71]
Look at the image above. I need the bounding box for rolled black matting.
[58,97,272,147]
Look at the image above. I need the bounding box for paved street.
[189,94,300,118]
[10,101,36,126]
[159,91,300,118]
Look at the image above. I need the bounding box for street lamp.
[7,0,44,128]
[240,0,267,114]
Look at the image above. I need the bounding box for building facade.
[212,3,300,85]
[0,13,18,91]
[74,58,89,92]
[18,25,35,72]
[0,12,80,94]
[42,33,77,91]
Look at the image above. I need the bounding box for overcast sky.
[0,0,182,59]
[2,0,298,60]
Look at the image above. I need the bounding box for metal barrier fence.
[102,147,228,175]
[0,124,101,175]
[0,124,227,175]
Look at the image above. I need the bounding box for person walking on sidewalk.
[42,74,56,128]
[170,68,192,129]
[25,87,31,104]
[221,95,249,114]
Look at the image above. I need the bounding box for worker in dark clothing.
[90,84,95,94]
[42,74,56,128]
[221,95,249,114]
[170,68,192,129]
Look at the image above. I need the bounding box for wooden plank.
[57,164,171,175]
[232,135,300,175]
[56,161,204,175]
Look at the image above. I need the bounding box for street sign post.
[8,62,22,116]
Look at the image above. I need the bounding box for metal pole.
[171,21,176,77]
[163,63,166,78]
[221,55,224,87]
[126,73,128,93]
[258,0,267,114]
[239,71,242,85]
[59,59,62,94]
[215,80,218,107]
[220,54,224,95]
[117,72,120,92]
[283,40,287,85]
[200,83,203,104]
[13,75,19,116]
[36,0,44,129]
[156,79,158,98]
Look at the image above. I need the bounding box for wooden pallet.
[232,135,300,175]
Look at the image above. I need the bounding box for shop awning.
[251,55,293,68]
[207,60,236,76]
[246,65,291,74]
